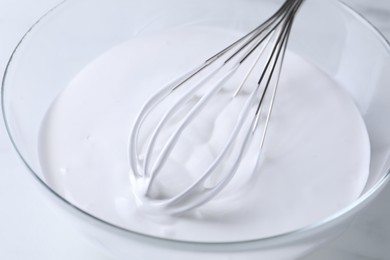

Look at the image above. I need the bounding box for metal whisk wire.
[129,0,304,214]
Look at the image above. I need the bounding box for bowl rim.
[2,0,390,249]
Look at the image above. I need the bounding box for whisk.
[129,0,304,214]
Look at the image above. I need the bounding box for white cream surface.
[38,26,370,242]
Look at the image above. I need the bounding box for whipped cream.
[38,26,370,242]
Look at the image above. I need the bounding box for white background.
[0,0,390,259]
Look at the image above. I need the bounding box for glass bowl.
[2,0,390,259]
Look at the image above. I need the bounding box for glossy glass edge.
[1,0,390,248]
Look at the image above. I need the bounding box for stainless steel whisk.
[129,0,304,214]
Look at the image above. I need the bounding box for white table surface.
[0,0,390,259]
